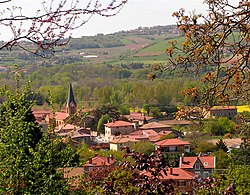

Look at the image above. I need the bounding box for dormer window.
[195,163,200,170]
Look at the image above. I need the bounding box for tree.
[162,0,250,112]
[0,83,78,194]
[97,113,111,134]
[0,0,127,57]
[216,139,228,152]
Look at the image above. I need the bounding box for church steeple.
[66,83,77,116]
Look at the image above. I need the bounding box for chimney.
[181,153,184,164]
[89,158,92,165]
[107,157,110,164]
[170,167,173,175]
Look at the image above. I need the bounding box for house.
[130,129,158,140]
[159,120,192,127]
[32,109,52,122]
[124,112,156,126]
[83,155,116,172]
[179,156,216,178]
[109,136,139,151]
[139,122,172,133]
[207,138,242,151]
[55,124,79,133]
[141,167,196,194]
[205,106,237,119]
[155,138,191,153]
[56,125,92,145]
[104,120,135,141]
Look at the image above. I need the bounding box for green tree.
[131,141,155,156]
[216,139,228,153]
[212,150,232,169]
[0,84,77,194]
[231,138,250,165]
[97,114,111,134]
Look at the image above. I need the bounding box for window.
[178,180,186,186]
[195,171,201,176]
[203,171,209,178]
[195,163,200,170]
[169,146,176,152]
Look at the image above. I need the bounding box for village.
[32,83,245,194]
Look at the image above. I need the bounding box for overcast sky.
[0,0,208,40]
[79,0,208,37]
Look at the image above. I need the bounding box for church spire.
[66,83,77,116]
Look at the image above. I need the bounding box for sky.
[0,0,208,40]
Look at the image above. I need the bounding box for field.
[236,105,250,113]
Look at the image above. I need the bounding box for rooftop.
[105,120,134,128]
[155,138,190,146]
[179,156,216,169]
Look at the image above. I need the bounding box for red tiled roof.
[140,122,171,129]
[155,138,190,147]
[83,156,116,167]
[109,136,139,144]
[55,112,68,120]
[179,156,215,169]
[130,130,158,137]
[125,112,154,121]
[104,120,133,127]
[142,168,196,180]
[57,129,91,139]
[210,106,237,111]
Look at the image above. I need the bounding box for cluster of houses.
[32,84,240,193]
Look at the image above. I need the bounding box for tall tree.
[0,83,78,194]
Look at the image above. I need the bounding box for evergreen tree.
[0,84,77,194]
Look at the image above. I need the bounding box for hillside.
[0,25,182,67]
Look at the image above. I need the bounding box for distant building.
[124,112,156,126]
[205,106,237,119]
[109,136,139,151]
[139,122,172,133]
[83,155,116,172]
[155,138,191,153]
[104,120,135,141]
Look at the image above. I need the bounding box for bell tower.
[66,83,77,116]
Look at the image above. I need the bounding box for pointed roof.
[179,156,216,169]
[67,83,76,107]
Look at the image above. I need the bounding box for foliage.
[130,141,155,156]
[97,114,111,134]
[212,150,232,169]
[230,138,250,165]
[216,139,228,153]
[203,117,236,136]
[0,84,78,194]
[167,0,250,106]
[159,134,174,140]
[197,165,250,195]
[194,142,216,154]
